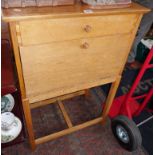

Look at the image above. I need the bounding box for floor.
[134,110,153,155]
[2,88,148,155]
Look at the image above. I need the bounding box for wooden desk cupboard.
[2,3,149,150]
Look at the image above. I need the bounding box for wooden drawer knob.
[84,25,92,32]
[81,42,89,49]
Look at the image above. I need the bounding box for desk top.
[2,2,149,22]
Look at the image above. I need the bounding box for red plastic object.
[107,47,153,119]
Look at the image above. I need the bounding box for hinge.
[16,24,22,45]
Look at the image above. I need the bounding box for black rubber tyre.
[111,115,142,151]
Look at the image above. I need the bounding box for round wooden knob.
[84,25,92,32]
[81,42,89,49]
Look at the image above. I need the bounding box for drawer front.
[19,14,138,45]
[20,34,131,103]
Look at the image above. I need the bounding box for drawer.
[20,34,130,103]
[19,14,138,46]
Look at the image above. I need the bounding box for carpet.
[2,88,147,155]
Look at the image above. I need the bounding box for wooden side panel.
[20,34,131,103]
[119,14,143,74]
[19,14,138,45]
[9,22,26,99]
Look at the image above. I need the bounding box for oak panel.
[19,14,138,45]
[20,34,130,103]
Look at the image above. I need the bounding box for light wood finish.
[3,2,150,150]
[22,99,36,150]
[102,76,121,123]
[58,100,73,128]
[30,90,85,109]
[119,14,143,75]
[19,14,137,45]
[20,35,130,103]
[9,22,26,98]
[2,2,149,22]
[35,116,103,145]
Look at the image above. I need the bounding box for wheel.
[111,115,142,151]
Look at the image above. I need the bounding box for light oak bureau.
[2,2,149,150]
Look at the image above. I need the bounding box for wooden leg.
[58,100,73,128]
[35,117,103,145]
[22,99,36,150]
[102,76,121,124]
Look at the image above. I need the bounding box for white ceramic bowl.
[1,94,15,113]
[1,112,22,143]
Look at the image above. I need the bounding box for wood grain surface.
[19,14,138,45]
[20,34,130,103]
[2,2,149,22]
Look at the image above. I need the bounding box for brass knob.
[84,25,92,32]
[81,42,89,49]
